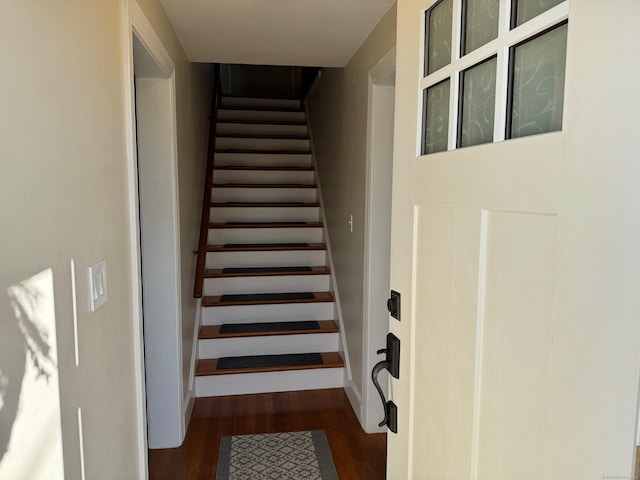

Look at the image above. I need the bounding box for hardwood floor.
[148,388,387,479]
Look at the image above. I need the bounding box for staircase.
[194,95,345,397]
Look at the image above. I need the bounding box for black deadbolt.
[387,290,400,321]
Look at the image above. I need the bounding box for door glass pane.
[426,0,453,75]
[459,57,497,148]
[463,0,499,55]
[513,0,564,28]
[509,23,568,139]
[422,79,451,154]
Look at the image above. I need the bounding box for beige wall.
[0,0,209,477]
[306,4,396,409]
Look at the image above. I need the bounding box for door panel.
[477,211,556,479]
[388,2,640,478]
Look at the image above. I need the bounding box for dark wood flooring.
[148,388,387,479]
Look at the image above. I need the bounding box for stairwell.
[194,94,346,397]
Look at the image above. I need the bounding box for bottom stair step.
[196,352,343,376]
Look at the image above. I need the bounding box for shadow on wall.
[0,268,64,479]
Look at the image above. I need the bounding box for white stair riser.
[202,302,334,325]
[215,152,312,167]
[208,227,322,245]
[216,137,309,151]
[210,206,320,223]
[220,97,301,109]
[204,274,330,296]
[214,170,314,185]
[212,187,317,203]
[206,250,327,269]
[198,333,339,359]
[195,368,344,397]
[217,109,305,123]
[217,123,307,137]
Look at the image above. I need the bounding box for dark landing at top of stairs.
[199,320,338,339]
[195,352,344,376]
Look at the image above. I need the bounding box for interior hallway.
[148,388,387,479]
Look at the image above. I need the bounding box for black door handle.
[371,333,400,432]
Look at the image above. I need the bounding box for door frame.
[362,47,396,433]
[121,0,180,475]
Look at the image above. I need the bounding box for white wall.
[0,0,209,477]
[306,4,396,425]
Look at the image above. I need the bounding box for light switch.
[88,260,107,312]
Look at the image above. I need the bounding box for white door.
[387,1,640,479]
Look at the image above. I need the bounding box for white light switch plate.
[88,260,107,312]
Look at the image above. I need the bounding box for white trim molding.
[362,46,396,434]
[121,1,148,477]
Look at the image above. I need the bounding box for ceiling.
[159,0,395,67]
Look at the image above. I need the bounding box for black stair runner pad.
[219,321,320,334]
[217,352,323,370]
[220,292,315,303]
[222,266,312,274]
[223,243,309,248]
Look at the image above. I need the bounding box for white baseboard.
[344,379,364,425]
[183,389,195,430]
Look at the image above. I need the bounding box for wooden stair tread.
[216,133,309,140]
[202,291,334,307]
[207,243,326,252]
[215,149,311,155]
[205,266,330,278]
[212,183,316,188]
[209,222,322,229]
[211,202,320,207]
[199,320,339,339]
[195,352,343,376]
[214,165,314,171]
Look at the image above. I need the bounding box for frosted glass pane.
[463,0,499,54]
[423,79,451,154]
[459,57,496,147]
[509,23,567,139]
[514,0,564,27]
[426,0,453,75]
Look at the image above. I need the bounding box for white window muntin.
[418,0,569,154]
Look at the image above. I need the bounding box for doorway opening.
[363,48,396,433]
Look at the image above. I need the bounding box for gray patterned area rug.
[216,430,339,480]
